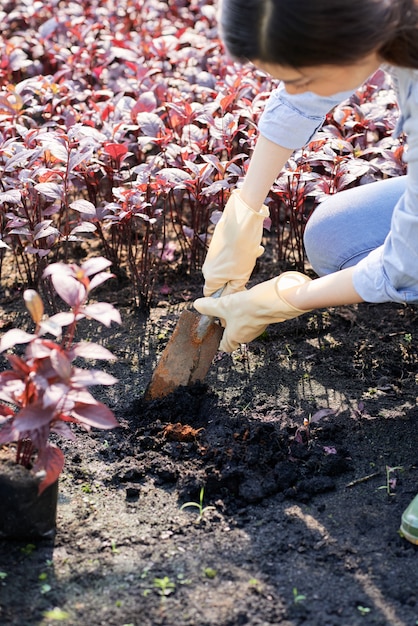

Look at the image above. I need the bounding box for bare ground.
[0,269,417,626]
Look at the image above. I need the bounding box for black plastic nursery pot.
[0,453,58,540]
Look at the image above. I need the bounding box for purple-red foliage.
[0,256,120,494]
[0,2,405,298]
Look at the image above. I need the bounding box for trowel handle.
[195,286,224,340]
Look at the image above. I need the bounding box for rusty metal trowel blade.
[145,308,223,400]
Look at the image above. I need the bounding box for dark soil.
[0,269,417,626]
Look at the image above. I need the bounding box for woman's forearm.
[240,135,293,208]
[239,137,364,311]
[282,267,364,310]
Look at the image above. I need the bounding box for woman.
[194,0,418,357]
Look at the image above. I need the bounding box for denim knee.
[303,177,405,276]
[304,200,341,276]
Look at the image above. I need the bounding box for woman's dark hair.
[220,0,418,68]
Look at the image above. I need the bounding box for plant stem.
[16,439,35,467]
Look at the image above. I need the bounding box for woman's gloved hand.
[194,271,312,352]
[202,190,269,296]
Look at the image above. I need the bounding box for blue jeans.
[304,176,407,276]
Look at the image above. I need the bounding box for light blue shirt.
[258,67,418,304]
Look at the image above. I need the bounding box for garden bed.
[1,1,417,624]
[0,271,417,626]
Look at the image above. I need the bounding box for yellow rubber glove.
[194,271,312,352]
[203,190,269,296]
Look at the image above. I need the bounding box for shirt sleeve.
[352,68,418,304]
[258,83,355,150]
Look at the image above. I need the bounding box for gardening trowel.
[144,288,224,400]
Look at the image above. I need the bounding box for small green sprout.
[203,567,217,579]
[257,329,269,341]
[110,540,119,554]
[0,572,7,580]
[153,576,176,597]
[140,567,150,580]
[357,605,371,616]
[38,572,52,595]
[249,578,263,593]
[180,487,215,521]
[43,607,70,621]
[20,544,36,556]
[378,465,403,496]
[293,587,306,604]
[176,573,191,586]
[157,330,169,341]
[284,344,293,357]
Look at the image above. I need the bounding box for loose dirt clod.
[127,384,353,506]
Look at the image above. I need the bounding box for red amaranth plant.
[0,256,121,494]
[0,2,406,299]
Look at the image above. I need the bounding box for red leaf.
[71,401,118,430]
[0,404,14,418]
[0,189,21,204]
[310,408,337,424]
[35,445,64,495]
[15,405,54,432]
[0,421,18,444]
[52,275,86,309]
[71,368,118,386]
[70,199,96,216]
[72,342,116,361]
[103,143,128,163]
[35,182,64,200]
[132,91,157,116]
[50,349,72,380]
[0,329,35,352]
[136,112,165,137]
[82,302,121,326]
[81,257,112,277]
